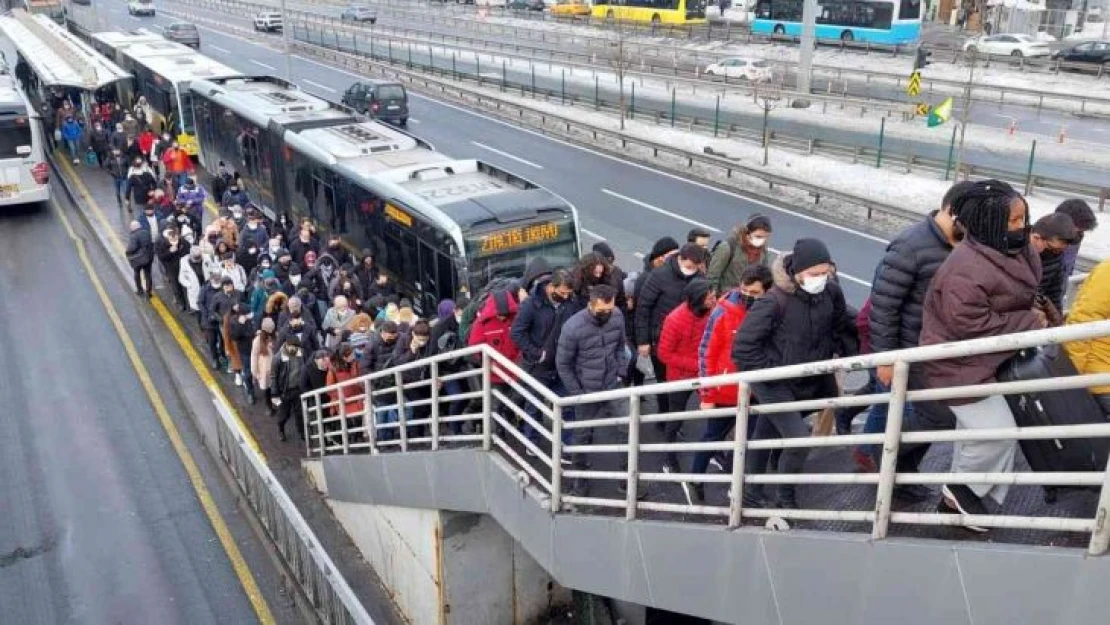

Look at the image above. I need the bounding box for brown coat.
[919,238,1042,404]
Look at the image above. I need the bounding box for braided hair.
[953,180,1027,254]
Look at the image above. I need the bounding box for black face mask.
[1040,247,1062,261]
[550,292,566,304]
[740,294,758,309]
[1005,228,1028,256]
[692,302,711,317]
[592,310,612,325]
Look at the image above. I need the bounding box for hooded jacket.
[510,280,582,377]
[125,227,154,269]
[697,289,751,406]
[556,308,630,396]
[657,281,712,382]
[306,253,339,300]
[467,291,520,384]
[919,238,1043,403]
[732,254,858,378]
[706,226,770,293]
[270,346,306,400]
[1065,259,1110,395]
[634,255,700,346]
[868,213,954,353]
[127,165,157,205]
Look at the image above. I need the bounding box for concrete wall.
[322,449,1110,625]
[326,497,569,625]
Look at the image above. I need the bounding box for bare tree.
[608,21,634,130]
[756,87,782,166]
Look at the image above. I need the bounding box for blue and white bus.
[751,0,922,45]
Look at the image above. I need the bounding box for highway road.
[0,186,295,623]
[158,0,1110,189]
[113,2,890,306]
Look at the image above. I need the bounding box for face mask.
[290,275,302,286]
[749,236,767,248]
[285,347,298,357]
[550,292,566,304]
[679,265,697,277]
[592,310,612,325]
[693,302,712,317]
[740,294,758,309]
[800,275,828,295]
[412,337,428,348]
[231,208,242,219]
[261,262,271,269]
[1040,247,1062,260]
[247,222,258,230]
[1005,229,1028,256]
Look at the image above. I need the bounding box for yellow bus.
[591,0,707,24]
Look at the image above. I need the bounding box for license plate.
[0,184,17,198]
[387,105,400,110]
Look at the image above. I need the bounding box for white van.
[0,77,49,207]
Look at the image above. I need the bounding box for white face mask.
[749,236,767,248]
[290,275,302,286]
[679,265,698,277]
[800,275,828,295]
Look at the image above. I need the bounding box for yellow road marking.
[58,159,266,459]
[50,199,276,625]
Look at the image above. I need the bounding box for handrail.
[303,319,1110,555]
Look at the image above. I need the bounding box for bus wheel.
[773,24,785,35]
[651,14,660,24]
[840,30,854,42]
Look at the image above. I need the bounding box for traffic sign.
[915,103,929,116]
[907,71,922,97]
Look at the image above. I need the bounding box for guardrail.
[283,24,1110,204]
[302,318,1110,554]
[188,0,1110,116]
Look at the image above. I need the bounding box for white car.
[963,33,1052,58]
[253,12,283,31]
[127,0,155,16]
[704,57,773,82]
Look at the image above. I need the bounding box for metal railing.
[302,320,1110,555]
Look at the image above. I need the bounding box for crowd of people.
[122,167,1108,528]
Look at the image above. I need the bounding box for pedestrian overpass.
[302,320,1110,625]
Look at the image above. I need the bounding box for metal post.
[394,372,408,453]
[1024,139,1037,197]
[727,383,752,529]
[670,88,676,127]
[594,75,599,110]
[944,125,957,181]
[430,362,440,451]
[388,39,393,63]
[314,399,325,457]
[477,55,482,85]
[630,82,635,119]
[876,116,886,168]
[481,352,493,451]
[550,398,564,513]
[338,386,350,454]
[453,52,458,80]
[798,0,817,95]
[761,104,770,166]
[280,0,292,80]
[561,69,566,104]
[502,60,507,92]
[871,360,911,540]
[364,379,376,452]
[625,394,641,521]
[713,95,720,137]
[407,43,413,68]
[531,64,536,95]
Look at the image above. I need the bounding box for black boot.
[776,486,799,509]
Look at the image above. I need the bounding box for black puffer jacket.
[634,255,698,346]
[1038,249,1065,314]
[511,280,582,376]
[868,214,953,352]
[732,254,858,375]
[557,308,630,396]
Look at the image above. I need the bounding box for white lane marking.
[250,59,276,71]
[208,44,230,54]
[408,118,421,124]
[302,79,337,93]
[602,189,720,233]
[281,56,892,250]
[471,141,543,169]
[580,228,605,240]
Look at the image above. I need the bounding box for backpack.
[709,238,738,274]
[458,276,516,344]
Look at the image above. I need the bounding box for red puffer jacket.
[657,302,710,383]
[698,291,749,406]
[467,290,520,384]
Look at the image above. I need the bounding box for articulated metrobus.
[189,76,582,313]
[91,32,241,155]
[751,0,923,44]
[591,0,708,25]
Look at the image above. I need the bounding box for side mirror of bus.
[16,145,31,156]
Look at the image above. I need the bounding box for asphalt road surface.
[0,189,293,623]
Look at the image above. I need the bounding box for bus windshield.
[0,118,32,159]
[463,218,580,291]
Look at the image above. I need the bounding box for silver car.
[340,5,377,23]
[163,22,200,49]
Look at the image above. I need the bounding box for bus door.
[312,168,339,233]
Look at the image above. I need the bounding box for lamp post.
[756,89,782,166]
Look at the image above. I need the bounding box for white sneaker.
[709,457,725,473]
[234,373,243,387]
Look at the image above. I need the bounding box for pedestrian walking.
[125,220,155,298]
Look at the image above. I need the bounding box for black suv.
[341,81,408,126]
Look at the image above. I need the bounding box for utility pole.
[797,0,817,95]
[953,55,976,179]
[282,0,293,81]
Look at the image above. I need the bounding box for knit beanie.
[791,238,832,273]
[648,236,680,262]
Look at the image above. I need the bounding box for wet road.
[0,191,283,623]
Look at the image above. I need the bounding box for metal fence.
[302,320,1110,555]
[211,396,375,624]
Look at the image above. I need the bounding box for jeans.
[112,176,127,203]
[441,379,469,435]
[569,397,628,495]
[859,378,916,462]
[277,395,304,440]
[205,326,225,367]
[895,366,958,473]
[65,138,79,161]
[524,373,573,447]
[132,263,153,295]
[662,389,696,469]
[376,407,412,441]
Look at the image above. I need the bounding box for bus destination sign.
[384,203,413,227]
[477,222,560,256]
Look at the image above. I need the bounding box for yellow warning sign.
[907,71,922,97]
[915,103,929,116]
